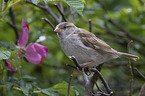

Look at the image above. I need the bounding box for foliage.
[0,0,145,96]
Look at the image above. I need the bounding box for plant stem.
[2,62,7,96]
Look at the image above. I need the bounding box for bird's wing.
[75,28,115,53]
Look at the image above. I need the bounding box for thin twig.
[128,40,133,96]
[89,19,92,32]
[26,0,60,23]
[41,18,55,30]
[13,87,41,93]
[69,56,82,70]
[7,8,19,44]
[96,0,145,46]
[134,67,145,80]
[58,1,63,22]
[138,0,144,5]
[96,0,107,13]
[108,19,145,46]
[69,7,75,23]
[82,72,91,96]
[96,83,103,92]
[89,64,104,94]
[68,68,74,96]
[139,83,145,96]
[54,4,67,22]
[90,68,113,95]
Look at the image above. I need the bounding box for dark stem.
[96,0,145,46]
[139,83,145,96]
[58,1,63,22]
[69,56,82,70]
[89,64,104,94]
[69,7,75,23]
[108,19,145,46]
[128,40,133,96]
[42,18,55,30]
[26,0,60,23]
[68,69,74,96]
[134,67,145,80]
[54,4,67,22]
[89,19,92,32]
[90,68,113,94]
[8,8,19,44]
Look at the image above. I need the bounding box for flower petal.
[5,60,17,74]
[33,43,48,61]
[18,19,29,47]
[25,43,42,64]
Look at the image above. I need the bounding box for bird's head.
[54,22,77,39]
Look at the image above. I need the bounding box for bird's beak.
[54,28,64,33]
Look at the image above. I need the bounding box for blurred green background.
[0,0,145,96]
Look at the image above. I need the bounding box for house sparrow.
[54,22,139,67]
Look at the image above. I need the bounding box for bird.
[54,22,139,67]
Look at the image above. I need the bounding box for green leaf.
[31,0,41,5]
[41,89,59,96]
[64,0,84,15]
[20,83,32,96]
[51,81,77,96]
[8,51,21,70]
[0,41,16,51]
[0,50,11,60]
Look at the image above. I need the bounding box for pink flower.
[25,43,48,64]
[17,19,48,64]
[5,60,17,74]
[18,19,29,47]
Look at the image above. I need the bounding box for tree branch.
[69,7,75,23]
[89,19,92,32]
[128,40,134,96]
[96,0,145,46]
[139,83,145,96]
[134,67,145,80]
[42,18,55,30]
[108,19,145,46]
[54,4,67,22]
[68,68,74,96]
[7,8,19,44]
[26,0,60,23]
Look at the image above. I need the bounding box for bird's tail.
[117,52,139,61]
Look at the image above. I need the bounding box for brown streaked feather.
[76,28,115,53]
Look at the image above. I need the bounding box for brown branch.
[108,19,145,46]
[7,8,19,44]
[41,18,55,30]
[69,7,75,23]
[54,4,67,22]
[68,56,113,95]
[139,83,145,96]
[26,0,60,23]
[89,19,92,32]
[134,67,145,80]
[96,0,145,46]
[58,1,63,22]
[128,40,134,96]
[96,0,107,13]
[67,68,74,96]
[90,68,113,95]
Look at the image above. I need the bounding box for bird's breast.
[59,35,97,64]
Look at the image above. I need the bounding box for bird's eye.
[63,25,67,29]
